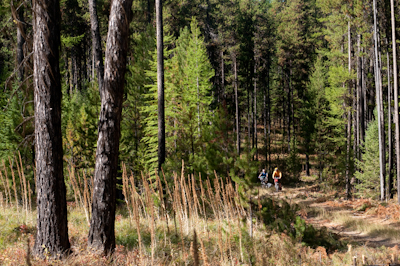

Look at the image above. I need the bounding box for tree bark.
[362,53,368,135]
[390,0,400,204]
[254,58,257,160]
[234,55,240,155]
[17,7,25,81]
[356,34,361,162]
[88,0,104,93]
[33,0,70,257]
[387,46,393,199]
[345,20,352,199]
[88,0,132,255]
[373,0,386,201]
[156,0,165,171]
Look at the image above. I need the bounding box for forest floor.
[257,176,400,249]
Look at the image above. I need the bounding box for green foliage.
[140,32,175,173]
[354,113,380,199]
[0,86,34,178]
[61,34,85,49]
[285,138,301,182]
[141,18,215,174]
[257,197,342,251]
[230,141,259,193]
[120,25,156,174]
[62,83,100,175]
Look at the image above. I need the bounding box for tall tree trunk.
[356,34,361,162]
[17,7,25,81]
[88,0,132,255]
[362,52,368,135]
[267,57,271,168]
[33,0,70,257]
[88,0,104,92]
[248,83,251,145]
[254,60,257,160]
[387,46,394,199]
[287,68,291,152]
[156,0,165,171]
[390,0,400,204]
[234,55,240,155]
[357,34,365,145]
[373,0,386,201]
[345,20,352,199]
[221,50,225,104]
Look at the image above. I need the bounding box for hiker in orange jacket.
[272,167,282,191]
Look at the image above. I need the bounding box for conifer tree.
[355,112,381,199]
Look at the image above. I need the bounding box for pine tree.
[355,112,381,199]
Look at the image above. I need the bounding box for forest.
[1,0,400,264]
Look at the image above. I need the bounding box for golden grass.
[1,162,400,265]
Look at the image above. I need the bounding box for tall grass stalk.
[141,173,155,264]
[199,234,210,266]
[83,172,91,222]
[129,174,142,261]
[28,181,32,213]
[68,167,80,207]
[69,167,89,224]
[15,158,25,212]
[121,163,133,223]
[2,161,12,207]
[0,192,3,210]
[18,152,28,217]
[0,171,9,207]
[9,158,18,211]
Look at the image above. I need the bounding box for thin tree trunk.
[390,0,400,204]
[234,55,240,155]
[33,0,70,257]
[356,34,361,161]
[267,57,271,168]
[248,81,251,145]
[88,0,132,255]
[88,0,104,92]
[221,50,225,104]
[373,0,386,201]
[156,0,165,171]
[387,45,393,199]
[345,20,352,199]
[17,7,25,81]
[254,60,257,160]
[287,69,291,152]
[362,53,368,135]
[358,34,365,144]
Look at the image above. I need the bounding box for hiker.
[258,169,272,188]
[258,169,267,182]
[272,167,282,191]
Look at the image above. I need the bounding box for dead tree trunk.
[88,0,132,255]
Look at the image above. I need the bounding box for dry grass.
[1,162,400,265]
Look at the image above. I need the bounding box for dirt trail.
[256,182,400,248]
